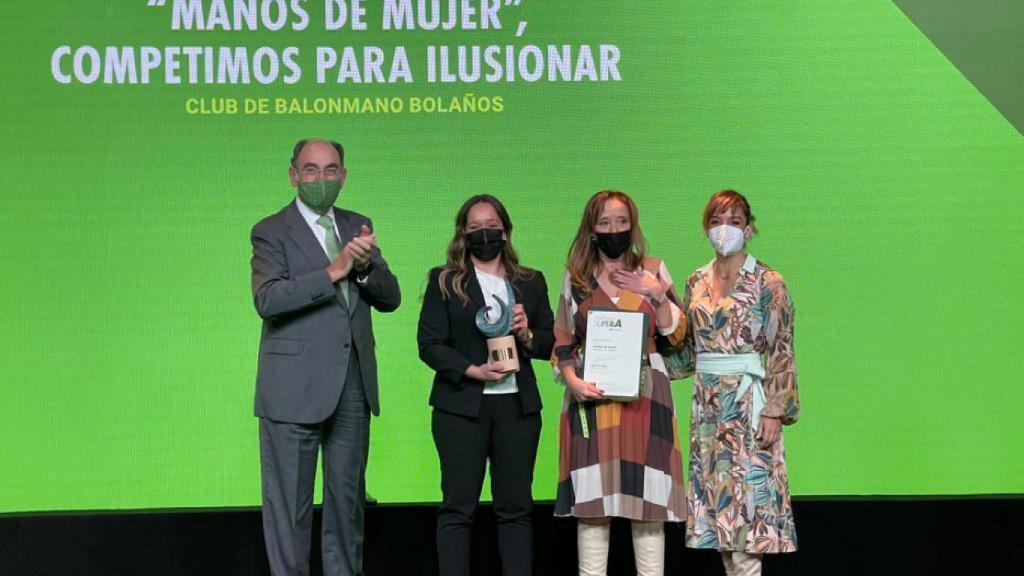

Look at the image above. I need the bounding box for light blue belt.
[696,353,766,432]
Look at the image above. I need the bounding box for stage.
[3,497,1021,575]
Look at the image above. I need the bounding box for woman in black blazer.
[417,194,555,576]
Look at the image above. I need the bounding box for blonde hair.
[566,190,647,295]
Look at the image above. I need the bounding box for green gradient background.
[1,2,1022,513]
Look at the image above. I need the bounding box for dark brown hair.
[437,195,533,304]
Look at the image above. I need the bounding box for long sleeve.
[660,273,696,380]
[761,272,799,425]
[417,269,473,386]
[524,271,556,360]
[251,223,336,319]
[654,259,687,344]
[551,270,581,384]
[354,218,401,313]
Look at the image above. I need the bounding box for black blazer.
[417,266,555,418]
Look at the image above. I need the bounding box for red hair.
[702,189,757,234]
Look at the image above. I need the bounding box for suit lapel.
[285,201,330,271]
[465,268,488,312]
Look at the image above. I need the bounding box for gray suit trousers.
[259,354,370,576]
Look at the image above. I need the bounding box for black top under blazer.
[417,265,555,418]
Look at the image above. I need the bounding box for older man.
[251,139,400,576]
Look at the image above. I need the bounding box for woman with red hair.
[668,190,800,576]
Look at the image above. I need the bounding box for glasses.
[299,166,343,179]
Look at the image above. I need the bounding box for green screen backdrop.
[1,1,1022,513]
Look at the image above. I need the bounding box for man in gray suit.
[251,139,400,576]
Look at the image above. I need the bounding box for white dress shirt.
[295,196,340,257]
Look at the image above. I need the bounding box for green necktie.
[316,214,349,305]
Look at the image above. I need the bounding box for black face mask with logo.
[466,228,506,262]
[594,230,631,259]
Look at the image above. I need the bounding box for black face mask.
[466,228,506,262]
[594,230,632,259]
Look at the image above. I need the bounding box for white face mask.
[708,225,746,256]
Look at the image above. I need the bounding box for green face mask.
[297,178,342,213]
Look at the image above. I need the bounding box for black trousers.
[432,394,542,576]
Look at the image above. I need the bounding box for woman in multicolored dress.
[552,190,688,576]
[668,189,800,576]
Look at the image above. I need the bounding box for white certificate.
[582,308,648,401]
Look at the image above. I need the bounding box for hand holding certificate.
[582,308,648,401]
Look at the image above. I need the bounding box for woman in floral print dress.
[666,190,800,576]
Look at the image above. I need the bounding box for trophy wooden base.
[486,335,520,374]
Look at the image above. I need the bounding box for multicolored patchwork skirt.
[555,354,687,521]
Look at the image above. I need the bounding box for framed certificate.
[582,308,648,401]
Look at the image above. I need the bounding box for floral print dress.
[667,254,799,553]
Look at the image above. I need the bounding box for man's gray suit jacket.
[250,200,400,423]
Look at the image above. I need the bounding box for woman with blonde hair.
[552,190,687,576]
